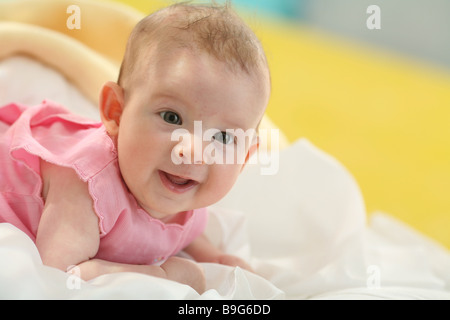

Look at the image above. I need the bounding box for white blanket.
[1,56,449,299]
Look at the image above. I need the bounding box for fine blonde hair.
[117,1,269,89]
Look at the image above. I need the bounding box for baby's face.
[111,48,269,219]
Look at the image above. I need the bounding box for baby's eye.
[213,131,234,145]
[160,111,182,125]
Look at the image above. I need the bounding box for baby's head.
[117,2,270,93]
[99,2,271,219]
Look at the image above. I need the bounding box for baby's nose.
[191,133,205,165]
[171,132,206,165]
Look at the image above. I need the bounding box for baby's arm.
[36,160,99,270]
[77,256,205,293]
[36,161,205,293]
[184,234,253,272]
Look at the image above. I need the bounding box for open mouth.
[158,170,199,194]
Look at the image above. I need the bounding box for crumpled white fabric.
[1,56,449,299]
[213,138,450,299]
[0,221,284,299]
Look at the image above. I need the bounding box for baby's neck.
[159,210,191,225]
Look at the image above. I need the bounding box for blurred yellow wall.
[113,0,450,248]
[259,22,450,249]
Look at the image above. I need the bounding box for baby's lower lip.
[158,170,198,194]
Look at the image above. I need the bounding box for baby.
[0,3,270,293]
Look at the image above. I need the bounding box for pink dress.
[0,100,208,265]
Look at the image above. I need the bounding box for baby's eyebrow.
[151,92,193,112]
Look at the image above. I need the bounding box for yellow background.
[111,0,450,248]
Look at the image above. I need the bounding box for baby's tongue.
[166,173,189,185]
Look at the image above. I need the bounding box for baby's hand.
[216,254,254,272]
[183,234,254,274]
[161,256,206,294]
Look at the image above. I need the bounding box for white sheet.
[1,56,449,300]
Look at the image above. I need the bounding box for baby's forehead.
[134,40,270,93]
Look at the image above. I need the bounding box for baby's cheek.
[205,165,240,200]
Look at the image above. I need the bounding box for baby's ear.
[99,81,124,136]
